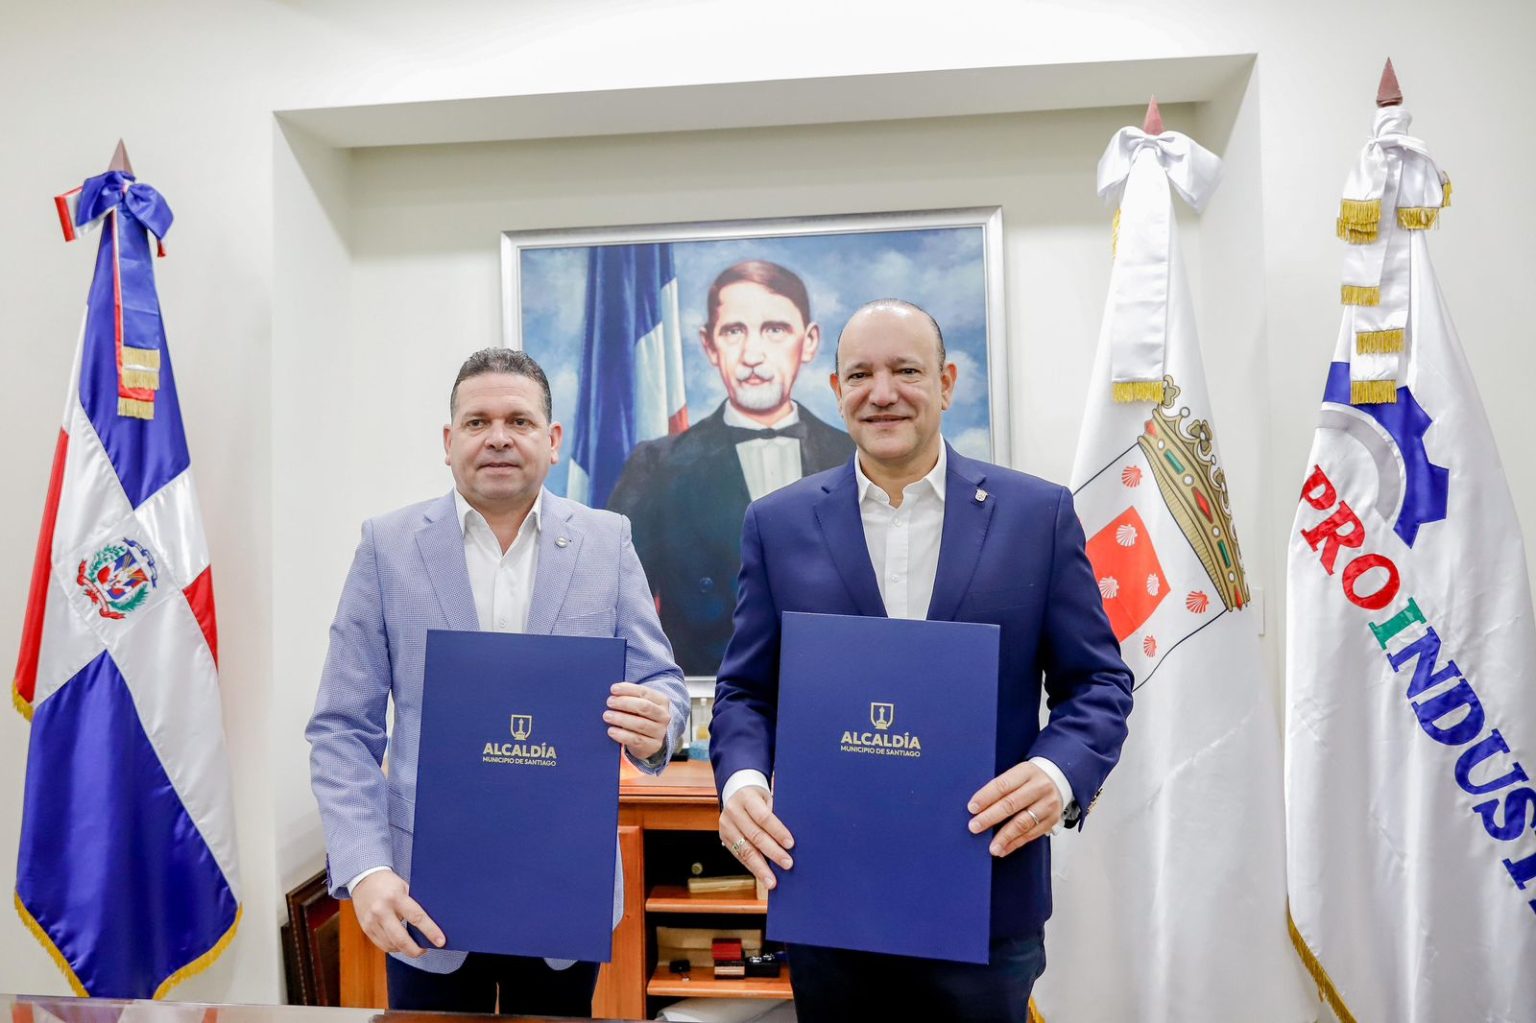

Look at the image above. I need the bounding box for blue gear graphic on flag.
[1323,362,1450,547]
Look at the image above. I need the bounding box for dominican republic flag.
[1287,100,1536,1022]
[1033,122,1309,1022]
[566,242,687,508]
[12,169,240,998]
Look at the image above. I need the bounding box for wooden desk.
[339,759,790,1017]
[4,993,641,1023]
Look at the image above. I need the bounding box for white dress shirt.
[345,489,543,894]
[454,488,542,635]
[721,445,1076,828]
[723,401,804,502]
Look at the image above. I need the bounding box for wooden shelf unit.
[645,884,766,915]
[646,961,792,1000]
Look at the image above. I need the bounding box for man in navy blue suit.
[709,299,1134,1022]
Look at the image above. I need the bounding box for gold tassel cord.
[154,906,243,999]
[118,397,156,420]
[1112,380,1167,404]
[1397,207,1440,230]
[1288,912,1359,1023]
[1337,220,1378,245]
[14,891,89,997]
[1356,328,1404,354]
[1341,285,1380,307]
[1111,208,1120,259]
[1441,175,1452,207]
[1351,379,1398,405]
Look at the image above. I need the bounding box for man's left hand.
[966,761,1064,858]
[605,682,672,761]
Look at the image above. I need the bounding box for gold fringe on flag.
[1112,380,1167,404]
[1338,197,1381,228]
[1341,284,1380,307]
[1111,208,1120,259]
[121,369,160,391]
[1351,379,1398,405]
[14,891,89,997]
[1336,219,1378,245]
[1397,207,1440,230]
[1356,328,1404,354]
[1288,911,1359,1023]
[118,397,156,420]
[1028,998,1047,1023]
[12,681,33,722]
[123,347,161,370]
[153,906,243,999]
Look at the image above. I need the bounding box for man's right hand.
[719,787,795,891]
[350,869,446,958]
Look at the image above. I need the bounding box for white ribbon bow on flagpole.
[1096,127,1222,402]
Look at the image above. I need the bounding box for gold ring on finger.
[1025,807,1042,828]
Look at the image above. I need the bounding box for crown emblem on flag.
[1136,377,1250,612]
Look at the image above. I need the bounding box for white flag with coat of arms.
[1031,109,1310,1023]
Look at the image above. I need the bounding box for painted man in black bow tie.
[609,260,854,676]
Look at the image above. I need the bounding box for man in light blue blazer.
[306,348,688,1015]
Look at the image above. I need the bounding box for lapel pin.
[975,488,989,504]
[555,536,570,548]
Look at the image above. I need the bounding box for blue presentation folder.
[768,611,1000,964]
[409,629,625,963]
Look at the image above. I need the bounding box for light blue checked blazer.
[306,490,688,974]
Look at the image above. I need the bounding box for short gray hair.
[834,298,946,373]
[449,347,552,422]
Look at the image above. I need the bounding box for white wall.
[1,0,1533,1004]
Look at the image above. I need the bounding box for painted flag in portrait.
[1286,90,1536,1022]
[12,168,240,998]
[566,243,688,507]
[1033,118,1309,1023]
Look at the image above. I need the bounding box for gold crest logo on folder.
[483,711,557,767]
[841,700,921,758]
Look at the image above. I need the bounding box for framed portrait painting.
[502,208,1008,680]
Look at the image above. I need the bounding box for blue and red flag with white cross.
[12,168,241,998]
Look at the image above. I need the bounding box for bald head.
[835,299,946,374]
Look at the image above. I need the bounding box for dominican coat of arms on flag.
[1286,69,1536,1023]
[1033,109,1309,1022]
[11,164,240,998]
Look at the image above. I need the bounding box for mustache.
[735,364,777,383]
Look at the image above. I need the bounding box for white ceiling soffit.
[277,54,1254,150]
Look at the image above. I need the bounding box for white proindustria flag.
[1032,121,1310,1023]
[1287,99,1536,1023]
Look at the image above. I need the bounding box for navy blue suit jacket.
[710,444,1133,938]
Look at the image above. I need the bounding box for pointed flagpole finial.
[1376,59,1403,108]
[1142,96,1164,134]
[107,139,134,175]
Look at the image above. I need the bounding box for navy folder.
[409,629,625,963]
[767,612,1000,963]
